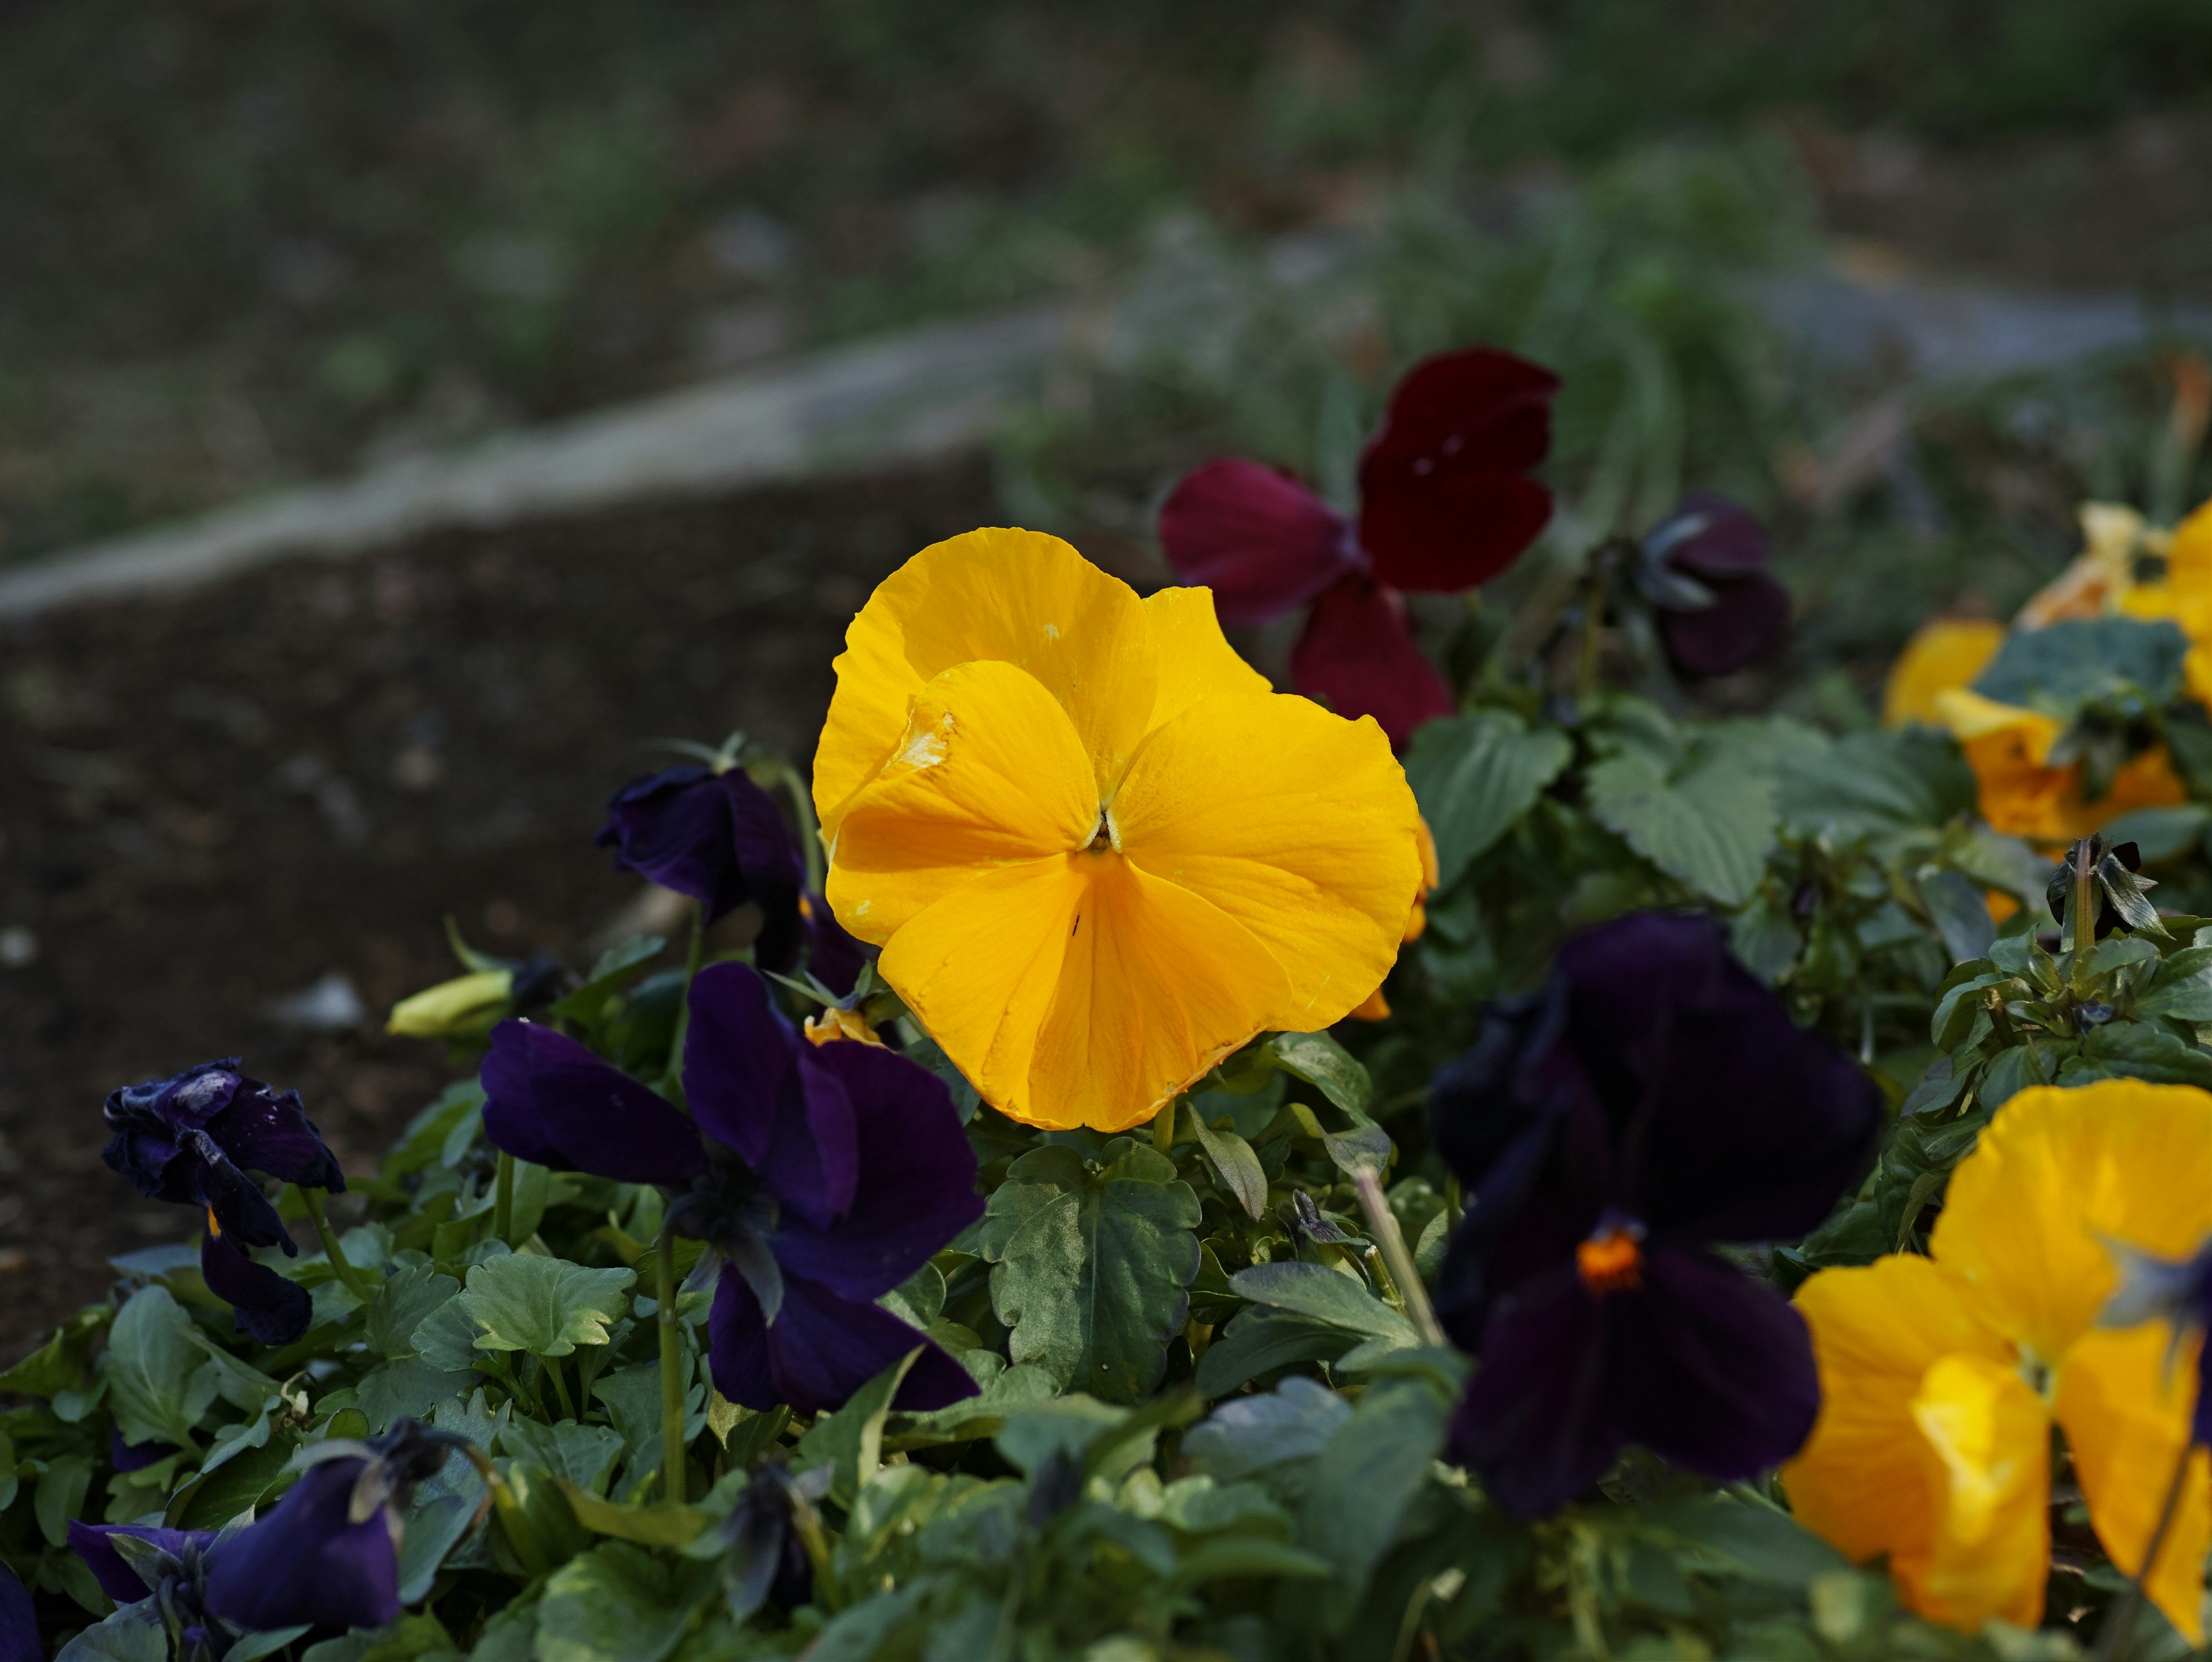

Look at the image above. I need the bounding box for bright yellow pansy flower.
[2127,495,2212,711]
[813,527,1423,1132]
[1929,687,2187,845]
[1785,1081,2212,1638]
[1883,619,2006,729]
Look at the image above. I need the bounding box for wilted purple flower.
[1638,494,1790,678]
[1429,911,1879,1516]
[722,1460,831,1622]
[596,767,805,968]
[101,1062,344,1345]
[202,1419,462,1633]
[0,1561,36,1662]
[480,963,980,1415]
[67,1521,215,1607]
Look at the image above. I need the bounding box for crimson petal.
[1357,348,1558,591]
[1289,575,1455,749]
[479,1020,709,1187]
[1157,459,1358,627]
[1658,571,1790,679]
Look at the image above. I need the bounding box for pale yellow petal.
[1883,620,2005,729]
[1934,1081,2212,1364]
[1905,1353,2052,1631]
[1141,585,1272,735]
[1112,692,1421,1031]
[1786,1256,2015,1578]
[877,851,1292,1132]
[826,660,1096,944]
[813,527,1157,833]
[2058,1324,2211,1645]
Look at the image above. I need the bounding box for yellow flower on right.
[1786,1080,2212,1638]
[2123,495,2212,711]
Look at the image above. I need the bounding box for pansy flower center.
[1575,1220,1645,1295]
[664,1166,779,1254]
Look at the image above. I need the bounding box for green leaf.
[2103,804,2212,864]
[1403,710,1573,886]
[169,1429,298,1530]
[1194,1308,1356,1397]
[536,1540,715,1662]
[453,1254,635,1358]
[1297,1377,1449,1616]
[1181,1104,1268,1220]
[1585,733,1777,907]
[1265,1032,1374,1120]
[1229,1262,1416,1343]
[1972,616,2188,711]
[1171,1537,1337,1588]
[1774,728,1974,839]
[992,1395,1130,1478]
[2136,953,2212,1023]
[556,1486,712,1549]
[408,1296,486,1375]
[35,1454,92,1548]
[979,1139,1200,1402]
[2065,1021,2212,1089]
[104,1288,219,1449]
[591,1362,706,1500]
[500,1419,626,1496]
[1916,869,1994,966]
[0,1305,109,1399]
[549,934,666,1025]
[797,1349,921,1506]
[1184,1376,1351,1480]
[52,1604,166,1662]
[222,1627,315,1662]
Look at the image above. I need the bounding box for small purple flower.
[202,1419,461,1633]
[1638,494,1790,678]
[480,963,982,1415]
[1429,911,1879,1516]
[66,1521,215,1607]
[0,1560,37,1662]
[596,767,805,969]
[101,1062,344,1346]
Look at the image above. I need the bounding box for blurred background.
[5,0,2212,1349]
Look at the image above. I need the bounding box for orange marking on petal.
[1576,1227,1642,1294]
[205,1206,222,1239]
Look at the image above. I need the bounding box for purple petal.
[100,1061,249,1205]
[594,768,805,961]
[479,1020,709,1187]
[204,1083,344,1193]
[804,894,869,998]
[1648,493,1770,579]
[69,1520,215,1605]
[1446,1268,1614,1517]
[1612,1245,1819,1483]
[1658,571,1790,679]
[204,1459,399,1633]
[187,1132,293,1253]
[0,1562,35,1662]
[709,1267,976,1417]
[1288,574,1456,750]
[1157,459,1359,628]
[110,1428,177,1473]
[683,964,857,1224]
[202,1231,312,1347]
[768,1042,982,1302]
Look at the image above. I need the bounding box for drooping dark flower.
[202,1419,464,1634]
[596,767,806,969]
[0,1561,37,1662]
[721,1460,831,1622]
[480,962,982,1415]
[67,1521,215,1607]
[101,1062,344,1346]
[1637,494,1790,679]
[2043,833,2156,941]
[1159,348,1558,748]
[1429,910,1881,1517]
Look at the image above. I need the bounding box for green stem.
[2093,1438,2195,1662]
[660,902,710,1097]
[1351,1168,1445,1347]
[2073,836,2098,987]
[1152,1100,1179,1156]
[657,1231,688,1506]
[493,1152,516,1245]
[298,1187,373,1304]
[544,1354,577,1422]
[767,763,828,898]
[1574,568,1608,706]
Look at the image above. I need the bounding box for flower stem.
[544,1354,577,1421]
[1350,1168,1445,1347]
[493,1152,516,1245]
[298,1186,373,1304]
[2072,835,2098,986]
[656,1230,688,1506]
[1151,1100,1178,1157]
[2092,1438,2195,1662]
[659,901,709,1098]
[1574,567,1608,707]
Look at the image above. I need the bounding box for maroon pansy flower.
[480,963,981,1416]
[1159,347,1558,747]
[1428,911,1879,1516]
[1637,493,1790,679]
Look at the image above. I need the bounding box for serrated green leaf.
[52,1603,166,1662]
[1403,710,1574,887]
[501,1419,626,1495]
[982,1139,1200,1402]
[366,1264,463,1361]
[798,1349,921,1505]
[536,1540,716,1662]
[1972,616,2188,711]
[1775,728,1974,839]
[104,1288,218,1449]
[453,1254,635,1358]
[1585,735,1778,906]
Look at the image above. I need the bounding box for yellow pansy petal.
[2188,642,2212,713]
[1933,687,2057,752]
[2170,496,2212,595]
[2058,1324,2211,1645]
[879,851,1292,1131]
[1024,854,1295,1132]
[1114,691,1421,1030]
[1883,620,2005,729]
[1905,1353,2052,1631]
[813,527,1157,832]
[1786,1256,2014,1578]
[827,660,1096,944]
[1933,1081,2212,1364]
[1141,585,1272,734]
[2122,581,2181,623]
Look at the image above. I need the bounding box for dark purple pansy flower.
[1429,911,1880,1517]
[722,1460,831,1622]
[480,962,981,1416]
[101,1061,343,1346]
[1159,348,1557,750]
[202,1419,460,1634]
[0,1561,37,1662]
[67,1520,215,1607]
[801,892,868,1000]
[596,767,806,969]
[1638,494,1790,679]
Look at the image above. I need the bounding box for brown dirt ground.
[0,458,999,1364]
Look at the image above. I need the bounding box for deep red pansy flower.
[1158,348,1559,748]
